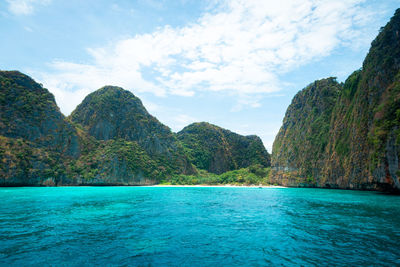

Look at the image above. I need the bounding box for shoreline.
[0,184,288,188]
[150,184,288,188]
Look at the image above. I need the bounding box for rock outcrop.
[70,86,195,176]
[271,9,400,193]
[71,86,174,155]
[0,76,195,186]
[0,71,80,157]
[272,78,341,185]
[178,122,270,174]
[0,71,81,185]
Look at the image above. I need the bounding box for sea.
[0,187,399,266]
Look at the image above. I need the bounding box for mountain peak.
[178,122,270,174]
[70,85,151,141]
[0,71,79,157]
[70,84,195,175]
[97,85,132,95]
[271,9,400,192]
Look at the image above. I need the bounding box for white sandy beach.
[150,184,287,188]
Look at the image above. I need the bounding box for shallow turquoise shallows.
[0,187,399,266]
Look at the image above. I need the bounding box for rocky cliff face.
[271,9,400,192]
[272,78,341,184]
[59,136,166,186]
[70,86,195,176]
[0,71,80,157]
[70,86,173,155]
[178,122,270,174]
[0,71,82,185]
[0,76,195,186]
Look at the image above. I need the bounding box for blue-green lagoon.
[0,187,399,266]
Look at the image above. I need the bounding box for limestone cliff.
[70,86,195,176]
[272,78,341,185]
[0,71,81,185]
[0,71,80,157]
[178,122,270,174]
[271,9,400,192]
[0,75,195,185]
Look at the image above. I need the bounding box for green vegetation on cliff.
[0,71,80,157]
[0,74,269,186]
[5,9,399,190]
[272,9,400,192]
[70,86,175,153]
[165,164,271,185]
[272,78,341,179]
[177,122,270,174]
[0,136,62,185]
[70,86,195,177]
[0,75,193,185]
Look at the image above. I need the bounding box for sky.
[0,0,399,152]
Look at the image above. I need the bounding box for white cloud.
[6,0,51,15]
[36,0,375,115]
[24,26,33,32]
[231,94,263,112]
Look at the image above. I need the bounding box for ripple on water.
[0,187,399,266]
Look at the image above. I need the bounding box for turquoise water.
[0,187,399,266]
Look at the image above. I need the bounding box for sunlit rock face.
[271,9,400,193]
[178,122,270,174]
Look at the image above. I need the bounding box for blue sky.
[0,0,399,152]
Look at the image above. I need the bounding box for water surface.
[0,187,399,266]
